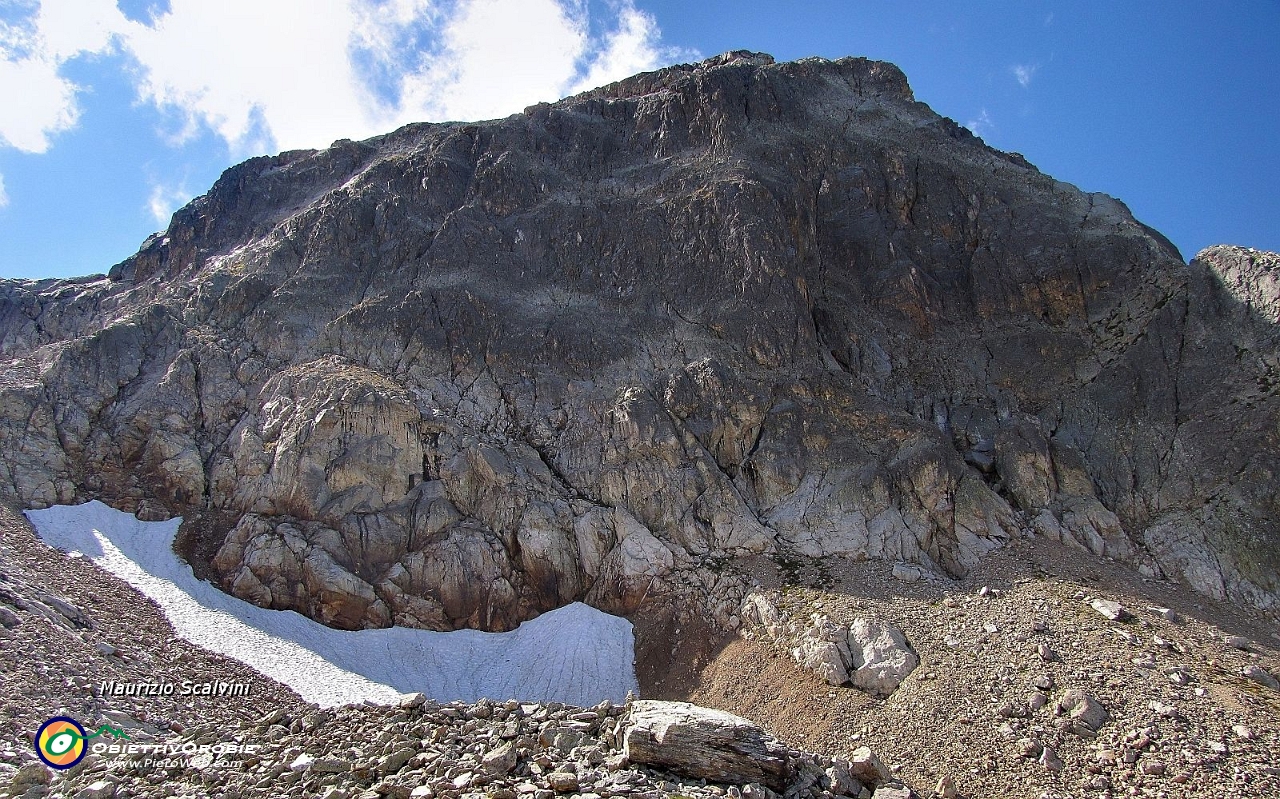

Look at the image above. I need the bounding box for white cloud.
[0,0,120,153]
[147,178,192,225]
[1,0,679,161]
[1013,63,1037,88]
[124,0,384,154]
[392,0,684,126]
[965,108,994,138]
[0,53,78,152]
[0,172,8,208]
[394,0,591,124]
[569,4,670,94]
[34,0,122,60]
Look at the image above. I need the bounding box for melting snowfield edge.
[25,501,639,709]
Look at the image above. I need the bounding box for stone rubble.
[5,697,912,799]
[679,537,1280,799]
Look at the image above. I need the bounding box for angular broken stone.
[1055,689,1108,732]
[622,700,791,790]
[9,762,50,790]
[1089,598,1129,621]
[791,617,852,686]
[76,780,118,799]
[846,619,919,696]
[891,563,925,583]
[1039,746,1063,772]
[310,756,352,774]
[546,772,579,793]
[1242,664,1279,690]
[935,775,958,799]
[847,746,889,786]
[824,759,864,796]
[1148,607,1179,622]
[378,746,416,774]
[483,741,518,775]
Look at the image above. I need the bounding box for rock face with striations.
[1,51,1278,632]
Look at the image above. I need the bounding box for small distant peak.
[1196,244,1280,262]
[562,50,914,109]
[702,50,776,69]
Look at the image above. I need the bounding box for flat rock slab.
[622,700,792,790]
[1243,664,1279,690]
[1089,598,1130,621]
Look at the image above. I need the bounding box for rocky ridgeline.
[2,697,914,799]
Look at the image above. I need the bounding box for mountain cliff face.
[2,51,1277,631]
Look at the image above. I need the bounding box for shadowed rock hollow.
[2,51,1277,634]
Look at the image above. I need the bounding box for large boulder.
[622,700,792,790]
[847,618,920,696]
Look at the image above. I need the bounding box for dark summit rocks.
[1,51,1277,634]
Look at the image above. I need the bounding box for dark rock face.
[1,52,1276,629]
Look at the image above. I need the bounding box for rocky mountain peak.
[1,52,1277,641]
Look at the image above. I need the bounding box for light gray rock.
[1148,606,1179,622]
[310,756,352,774]
[1039,746,1063,772]
[74,781,116,799]
[1088,598,1130,621]
[847,746,890,786]
[483,741,518,775]
[546,771,579,793]
[1055,689,1108,732]
[1242,664,1279,690]
[935,775,958,799]
[846,619,919,696]
[622,700,791,790]
[8,763,49,791]
[378,746,416,774]
[891,563,925,583]
[825,759,864,796]
[791,616,853,686]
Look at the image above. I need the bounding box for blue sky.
[1,1,1277,279]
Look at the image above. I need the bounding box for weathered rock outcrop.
[744,592,919,695]
[1,51,1277,632]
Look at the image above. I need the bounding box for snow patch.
[27,501,638,708]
